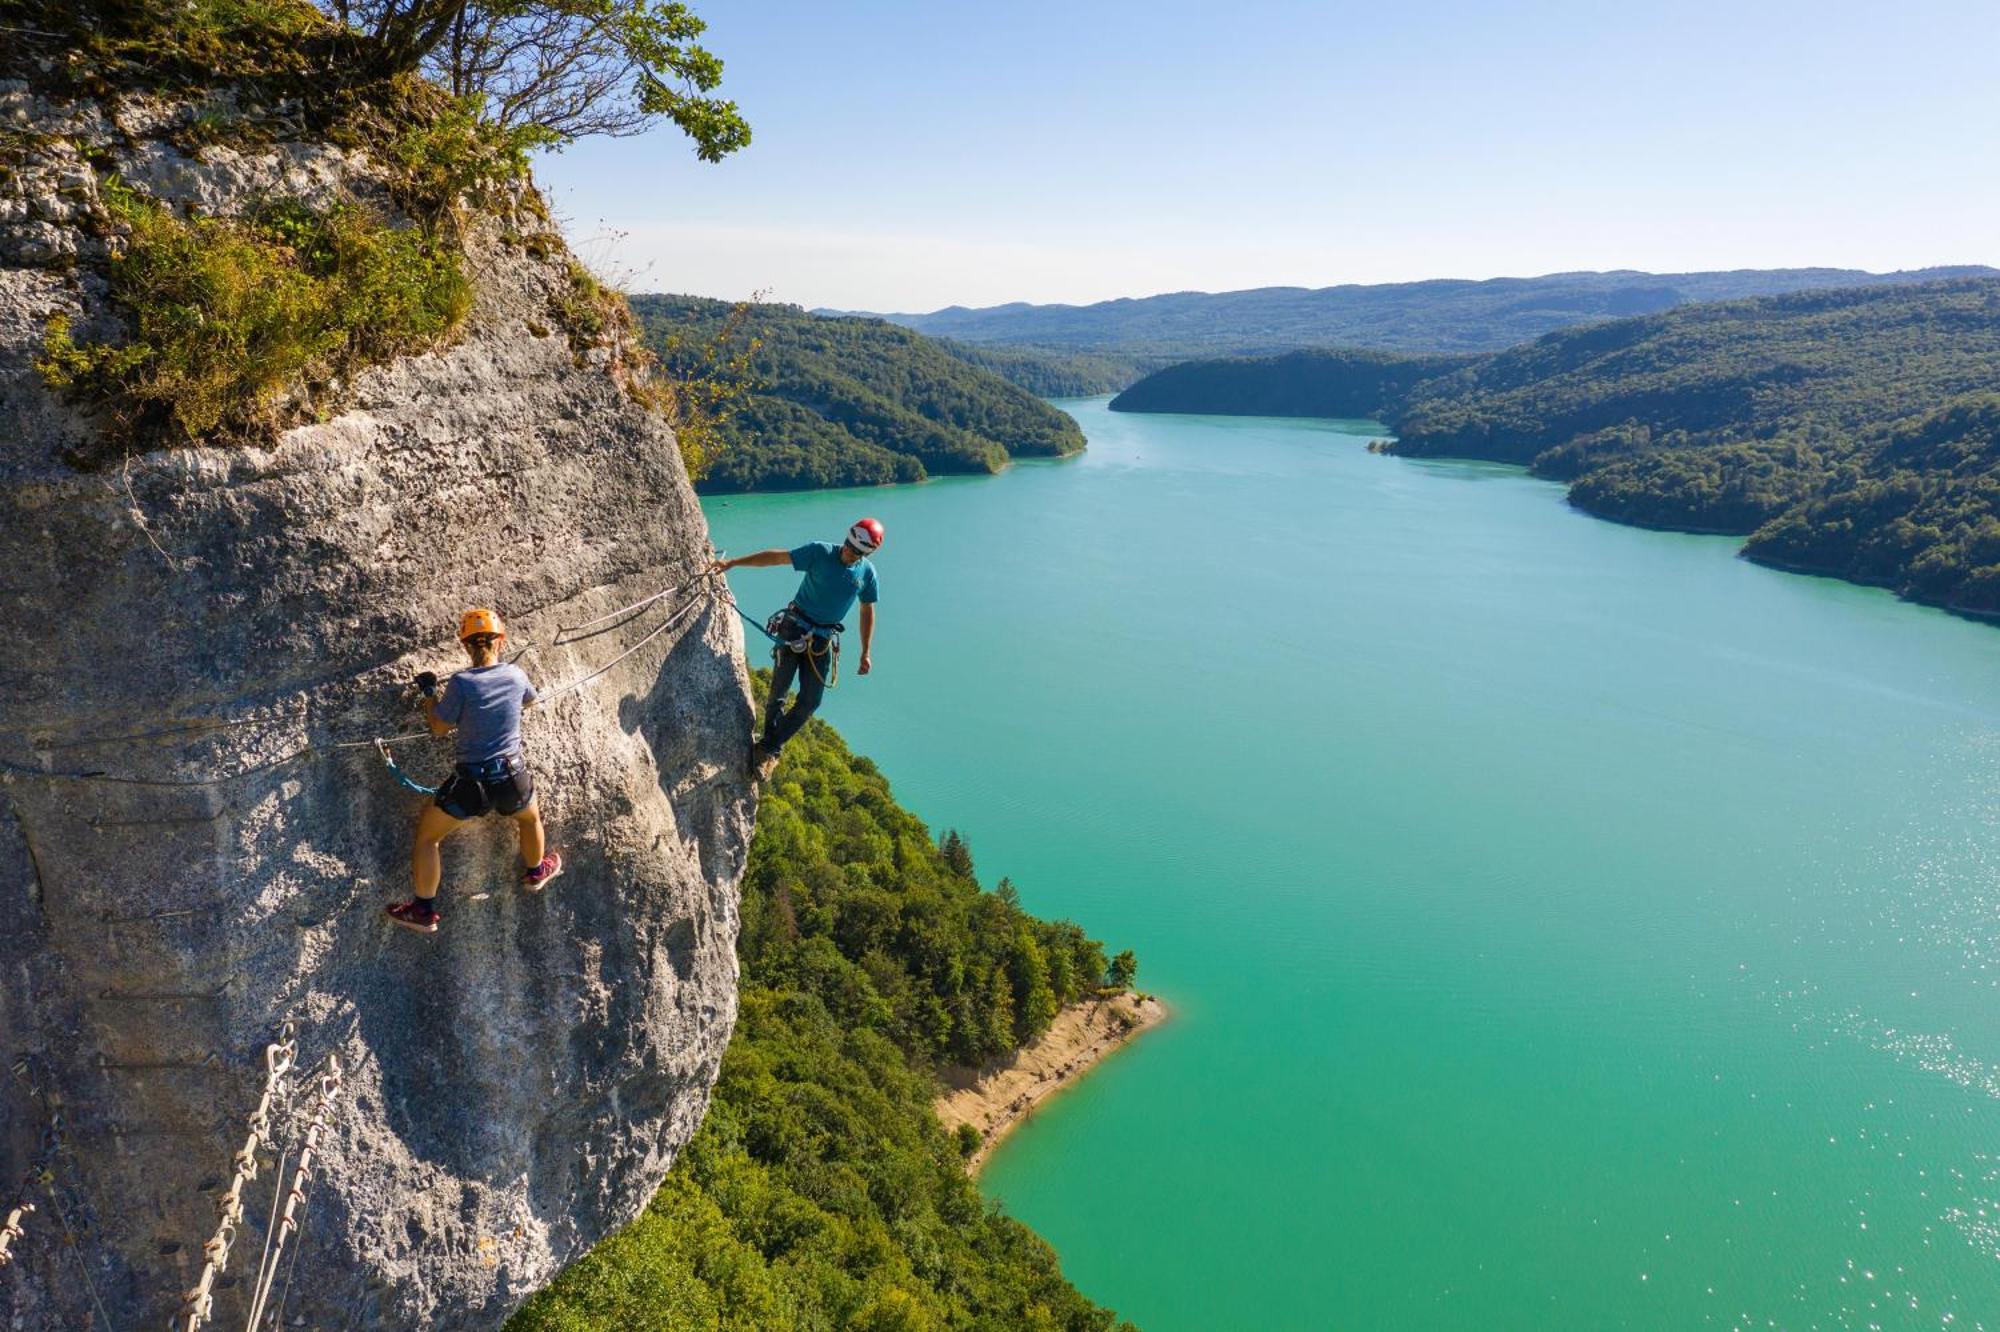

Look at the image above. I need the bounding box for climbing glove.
[415,671,439,699]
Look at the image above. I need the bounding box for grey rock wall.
[0,91,757,1330]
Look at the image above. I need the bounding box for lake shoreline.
[935,993,1168,1174]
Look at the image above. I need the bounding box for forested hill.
[858,266,1994,358]
[1114,278,2000,619]
[511,699,1139,1332]
[1105,348,1474,419]
[935,339,1166,398]
[630,296,1085,493]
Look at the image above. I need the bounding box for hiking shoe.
[385,899,441,934]
[524,852,563,893]
[750,744,780,783]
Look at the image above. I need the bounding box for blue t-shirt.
[788,542,879,629]
[437,663,537,765]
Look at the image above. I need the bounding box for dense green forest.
[1112,278,2000,618]
[1106,347,1473,418]
[934,340,1161,398]
[1740,394,2000,611]
[630,296,1085,493]
[868,267,1994,357]
[510,699,1137,1332]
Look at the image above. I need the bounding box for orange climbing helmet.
[459,607,505,641]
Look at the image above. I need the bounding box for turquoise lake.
[705,398,2000,1331]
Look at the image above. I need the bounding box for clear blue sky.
[533,0,2000,312]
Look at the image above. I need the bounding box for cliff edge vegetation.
[511,699,1139,1332]
[5,0,744,474]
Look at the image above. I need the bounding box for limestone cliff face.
[0,85,757,1329]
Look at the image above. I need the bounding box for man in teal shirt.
[711,517,882,778]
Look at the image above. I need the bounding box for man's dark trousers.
[762,637,833,751]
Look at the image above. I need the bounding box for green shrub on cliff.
[39,182,471,450]
[12,0,743,470]
[510,706,1136,1331]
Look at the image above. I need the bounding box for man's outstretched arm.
[709,548,791,574]
[858,602,875,675]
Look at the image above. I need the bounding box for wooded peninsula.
[1111,279,2000,619]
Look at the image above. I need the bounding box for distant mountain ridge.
[835,267,1998,361]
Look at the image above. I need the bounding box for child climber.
[385,608,562,934]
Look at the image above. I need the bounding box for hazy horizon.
[795,262,2000,317]
[535,0,2000,311]
[630,261,1997,319]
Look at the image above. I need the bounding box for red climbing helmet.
[846,517,884,555]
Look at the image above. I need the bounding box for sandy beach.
[935,992,1168,1172]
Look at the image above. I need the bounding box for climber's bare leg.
[512,801,545,868]
[411,803,463,902]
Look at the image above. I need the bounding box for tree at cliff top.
[631,295,1087,493]
[8,0,743,470]
[314,0,749,155]
[512,705,1137,1331]
[1110,278,2000,619]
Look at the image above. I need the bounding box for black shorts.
[435,759,535,819]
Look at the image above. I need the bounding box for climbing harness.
[763,604,843,653]
[763,604,842,689]
[180,1021,298,1332]
[243,1055,342,1332]
[712,583,842,691]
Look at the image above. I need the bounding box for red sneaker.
[385,899,440,934]
[524,852,563,893]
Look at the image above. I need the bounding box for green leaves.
[630,296,1087,495]
[38,183,470,460]
[332,0,751,158]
